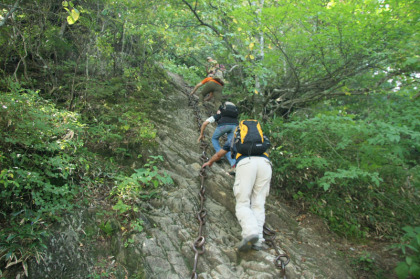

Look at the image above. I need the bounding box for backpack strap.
[232,124,241,159]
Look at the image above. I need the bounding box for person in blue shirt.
[197,101,238,174]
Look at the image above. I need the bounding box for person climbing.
[206,56,219,75]
[189,73,224,107]
[197,101,239,174]
[201,120,271,252]
[206,56,225,84]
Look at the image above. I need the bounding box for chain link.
[188,95,210,279]
[263,225,290,278]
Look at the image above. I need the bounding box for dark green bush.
[393,226,420,279]
[268,95,420,239]
[0,81,87,272]
[0,82,85,215]
[0,76,172,275]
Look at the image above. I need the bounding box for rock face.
[28,72,356,279]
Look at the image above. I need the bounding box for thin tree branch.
[180,0,220,35]
[0,0,21,27]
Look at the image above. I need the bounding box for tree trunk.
[251,0,265,117]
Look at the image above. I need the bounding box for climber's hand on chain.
[202,161,212,169]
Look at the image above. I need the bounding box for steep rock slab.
[135,71,355,278]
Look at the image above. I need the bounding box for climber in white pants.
[233,156,271,249]
[202,146,272,251]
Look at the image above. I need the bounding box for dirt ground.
[288,202,400,279]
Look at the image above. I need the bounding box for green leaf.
[6,234,16,242]
[406,256,413,265]
[153,180,158,188]
[321,182,330,191]
[67,15,75,25]
[406,244,419,253]
[395,262,409,279]
[67,8,80,25]
[410,263,420,278]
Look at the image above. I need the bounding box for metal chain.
[263,225,290,278]
[188,95,210,279]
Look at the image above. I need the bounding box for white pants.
[233,157,272,243]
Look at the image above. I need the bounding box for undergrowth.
[267,94,420,240]
[0,69,174,276]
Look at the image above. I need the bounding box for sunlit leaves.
[0,82,85,223]
[62,1,80,25]
[174,0,419,106]
[67,8,80,25]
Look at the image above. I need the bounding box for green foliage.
[0,211,48,276]
[352,251,375,272]
[78,65,174,161]
[318,167,381,192]
[85,109,156,157]
[124,238,135,248]
[0,81,93,275]
[268,94,420,238]
[98,220,116,237]
[350,250,386,278]
[112,200,132,215]
[0,0,418,276]
[0,82,85,216]
[110,155,172,238]
[87,257,120,279]
[0,4,176,270]
[62,1,80,25]
[111,156,173,203]
[131,220,144,234]
[162,60,203,86]
[393,226,420,279]
[171,0,420,115]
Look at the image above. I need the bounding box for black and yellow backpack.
[232,120,270,159]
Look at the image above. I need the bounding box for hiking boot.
[252,243,270,251]
[228,166,236,175]
[237,234,259,252]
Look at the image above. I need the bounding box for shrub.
[111,155,173,204]
[110,155,173,234]
[393,226,420,279]
[268,95,420,238]
[0,81,86,274]
[0,82,85,216]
